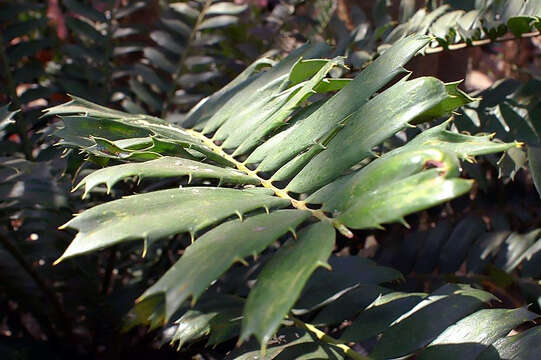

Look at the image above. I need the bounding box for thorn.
[312,141,326,150]
[71,182,82,193]
[52,257,63,266]
[399,218,410,229]
[263,205,270,214]
[463,155,475,163]
[189,231,195,243]
[187,173,193,184]
[235,211,243,222]
[289,227,297,239]
[316,260,332,270]
[234,256,249,266]
[217,177,223,187]
[142,237,149,258]
[335,222,353,238]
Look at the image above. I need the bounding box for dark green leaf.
[240,222,335,349]
[137,210,309,321]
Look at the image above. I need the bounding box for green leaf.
[63,0,106,22]
[164,310,213,349]
[230,57,344,155]
[181,57,275,128]
[407,119,521,159]
[285,76,451,193]
[308,147,460,214]
[206,3,247,15]
[44,95,164,122]
[74,156,260,198]
[4,18,48,42]
[55,188,289,262]
[47,96,233,166]
[307,146,470,230]
[288,59,336,86]
[201,42,330,135]
[137,210,310,321]
[313,78,352,93]
[162,295,244,350]
[240,222,335,349]
[169,2,199,19]
[294,257,402,315]
[418,307,538,360]
[7,39,54,63]
[476,326,541,360]
[228,327,345,360]
[412,82,477,124]
[528,145,541,198]
[438,216,486,273]
[65,17,106,44]
[150,30,184,54]
[250,35,431,172]
[507,16,537,37]
[0,105,18,131]
[370,284,497,359]
[312,285,392,326]
[340,292,426,342]
[338,170,472,229]
[494,229,541,272]
[198,15,238,30]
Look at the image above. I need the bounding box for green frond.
[48,32,535,353]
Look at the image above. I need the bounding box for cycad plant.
[46,35,540,358]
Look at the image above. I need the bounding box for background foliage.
[1,1,540,359]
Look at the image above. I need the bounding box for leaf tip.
[58,223,69,230]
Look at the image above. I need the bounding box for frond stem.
[289,315,372,360]
[424,31,540,54]
[184,128,354,238]
[161,0,213,118]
